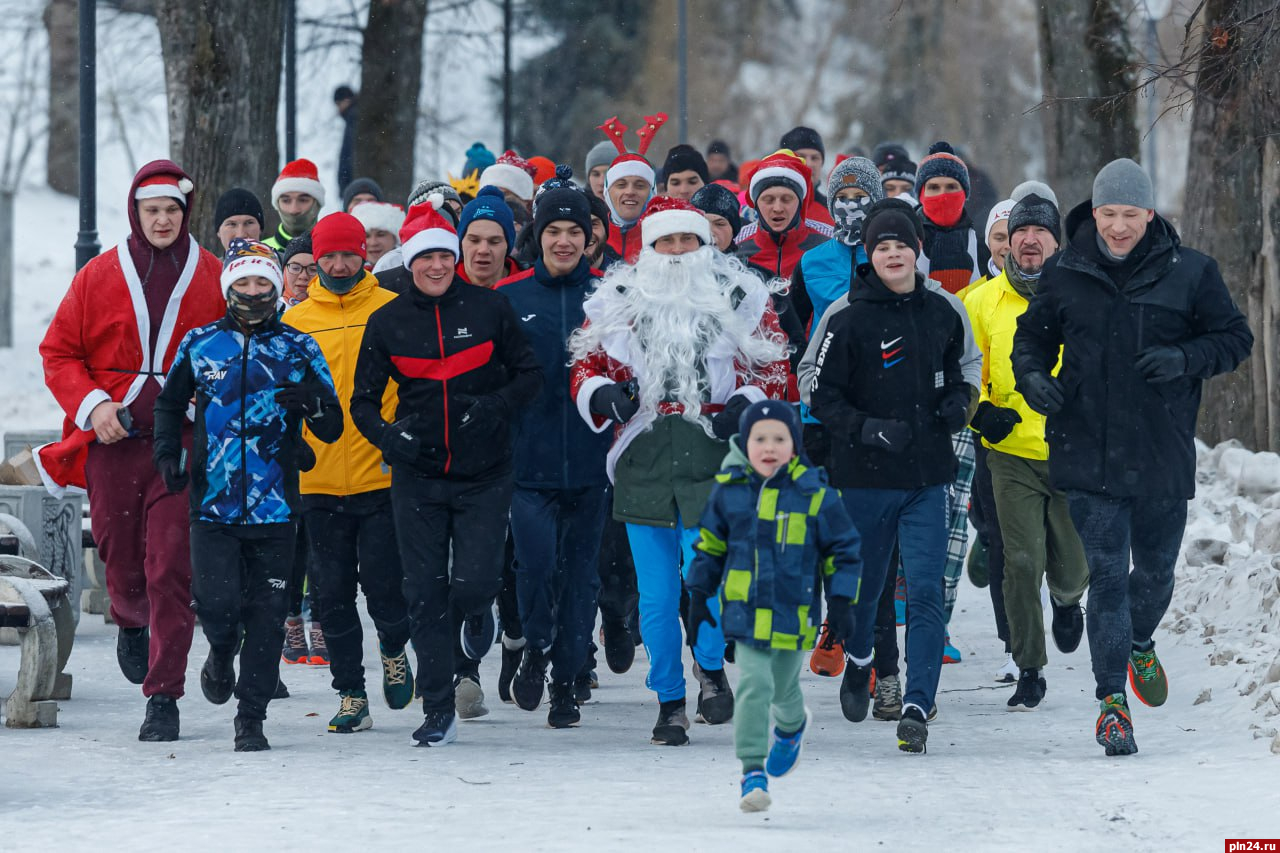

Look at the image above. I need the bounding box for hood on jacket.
[128,159,196,249]
[1063,198,1179,283]
[850,266,928,304]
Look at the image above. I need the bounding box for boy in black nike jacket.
[803,199,969,754]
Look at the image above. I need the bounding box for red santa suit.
[38,160,223,700]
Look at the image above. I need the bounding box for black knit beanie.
[691,183,742,240]
[214,187,265,231]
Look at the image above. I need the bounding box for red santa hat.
[134,173,195,206]
[480,150,537,202]
[271,158,326,209]
[640,195,712,248]
[350,201,406,240]
[748,150,810,205]
[598,113,667,189]
[400,196,460,269]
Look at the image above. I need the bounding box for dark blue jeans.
[510,486,606,685]
[1066,492,1187,700]
[841,486,948,713]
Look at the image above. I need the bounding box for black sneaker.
[896,704,928,753]
[460,606,497,661]
[200,647,236,705]
[138,694,179,742]
[547,681,581,728]
[117,626,150,685]
[1007,668,1047,710]
[601,618,635,674]
[693,663,734,724]
[839,661,873,723]
[573,671,593,704]
[652,698,690,745]
[1051,599,1084,654]
[497,633,525,704]
[512,646,549,711]
[412,710,458,746]
[233,715,270,752]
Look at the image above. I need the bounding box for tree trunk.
[1186,0,1280,450]
[43,0,79,197]
[355,0,427,207]
[1036,0,1141,209]
[154,0,283,250]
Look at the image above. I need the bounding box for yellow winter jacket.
[963,271,1061,461]
[283,272,399,495]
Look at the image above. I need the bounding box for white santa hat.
[479,150,536,202]
[597,113,666,189]
[749,151,810,204]
[220,239,283,298]
[640,195,712,248]
[271,158,326,209]
[351,201,406,242]
[985,198,1016,243]
[400,196,460,269]
[134,174,194,205]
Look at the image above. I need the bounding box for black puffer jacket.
[1012,200,1253,498]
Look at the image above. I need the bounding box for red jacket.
[606,224,643,265]
[734,218,833,281]
[37,160,223,493]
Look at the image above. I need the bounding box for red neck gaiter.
[921,191,966,227]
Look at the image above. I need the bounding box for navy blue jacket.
[498,257,612,489]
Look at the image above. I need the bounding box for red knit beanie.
[310,212,367,261]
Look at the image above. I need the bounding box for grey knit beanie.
[1011,180,1057,209]
[585,140,619,176]
[1092,158,1154,209]
[408,179,461,211]
[825,156,885,220]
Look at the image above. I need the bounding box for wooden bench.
[0,554,74,728]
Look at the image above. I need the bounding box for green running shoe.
[380,643,415,710]
[329,690,372,733]
[1127,645,1168,707]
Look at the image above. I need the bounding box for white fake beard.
[569,246,787,436]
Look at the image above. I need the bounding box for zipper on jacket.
[560,284,569,488]
[435,304,452,474]
[239,328,250,521]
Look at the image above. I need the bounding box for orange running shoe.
[809,621,845,677]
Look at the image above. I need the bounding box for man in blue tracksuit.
[153,239,342,751]
[496,183,611,728]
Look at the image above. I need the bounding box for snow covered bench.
[0,551,75,728]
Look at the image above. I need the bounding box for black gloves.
[1020,371,1065,415]
[686,592,718,648]
[860,417,911,453]
[455,394,506,431]
[275,380,323,419]
[296,438,317,472]
[156,455,188,494]
[1135,345,1187,383]
[381,417,422,467]
[970,401,1023,444]
[826,596,854,643]
[936,390,970,433]
[589,380,640,424]
[711,395,751,441]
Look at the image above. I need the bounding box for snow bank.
[1167,439,1280,753]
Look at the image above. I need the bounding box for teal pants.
[734,645,807,772]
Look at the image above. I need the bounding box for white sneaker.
[995,655,1018,683]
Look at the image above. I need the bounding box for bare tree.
[42,0,78,196]
[1183,1,1280,449]
[355,0,428,205]
[1035,0,1141,209]
[1,9,45,346]
[154,0,284,249]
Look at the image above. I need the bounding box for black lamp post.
[74,0,99,271]
[284,0,296,162]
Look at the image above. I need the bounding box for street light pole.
[677,0,688,142]
[75,0,99,271]
[502,0,512,151]
[284,0,296,162]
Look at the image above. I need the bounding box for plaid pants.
[943,429,976,623]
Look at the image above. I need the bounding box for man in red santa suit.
[39,160,224,741]
[568,195,790,746]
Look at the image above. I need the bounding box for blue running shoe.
[943,631,962,664]
[739,770,771,812]
[765,707,812,777]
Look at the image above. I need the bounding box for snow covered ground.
[2,471,1278,853]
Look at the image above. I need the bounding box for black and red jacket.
[350,278,542,481]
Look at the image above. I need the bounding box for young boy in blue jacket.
[154,239,342,751]
[685,401,861,813]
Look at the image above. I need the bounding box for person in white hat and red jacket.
[38,160,225,742]
[265,158,327,251]
[568,195,790,746]
[350,200,542,747]
[595,114,668,264]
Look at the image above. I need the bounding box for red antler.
[634,113,668,156]
[597,117,629,155]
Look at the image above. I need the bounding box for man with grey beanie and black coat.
[1012,157,1252,757]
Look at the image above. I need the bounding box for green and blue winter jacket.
[685,441,862,651]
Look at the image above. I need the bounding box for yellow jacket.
[963,271,1061,461]
[283,272,399,495]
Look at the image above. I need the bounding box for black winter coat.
[350,277,543,481]
[808,268,967,490]
[1012,201,1252,498]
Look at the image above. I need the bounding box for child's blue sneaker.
[765,707,812,778]
[943,632,962,664]
[739,770,771,812]
[894,575,907,626]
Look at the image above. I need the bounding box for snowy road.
[1,570,1275,853]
